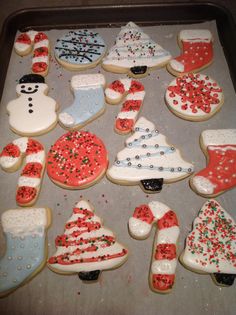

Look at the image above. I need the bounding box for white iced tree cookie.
[181,199,236,287]
[102,21,171,78]
[48,200,128,281]
[107,117,194,193]
[0,207,51,297]
[7,74,58,136]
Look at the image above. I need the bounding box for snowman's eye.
[35,85,39,88]
[21,85,25,89]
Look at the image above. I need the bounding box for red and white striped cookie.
[128,201,180,293]
[14,30,50,76]
[0,137,45,206]
[105,78,145,134]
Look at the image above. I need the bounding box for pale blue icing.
[0,229,45,294]
[54,30,106,65]
[60,86,105,126]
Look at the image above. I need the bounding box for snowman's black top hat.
[19,74,45,84]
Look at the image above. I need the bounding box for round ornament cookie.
[47,131,108,189]
[54,30,106,71]
[165,73,224,121]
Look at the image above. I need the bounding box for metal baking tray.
[0,3,236,315]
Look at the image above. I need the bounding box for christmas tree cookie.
[102,22,171,78]
[107,117,194,193]
[181,199,236,286]
[48,200,128,281]
[190,129,236,197]
[129,201,180,293]
[0,207,51,297]
[167,30,213,76]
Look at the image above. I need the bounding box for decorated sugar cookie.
[0,207,51,297]
[107,117,194,193]
[165,73,224,121]
[102,22,171,78]
[59,74,106,130]
[129,201,180,293]
[48,200,128,281]
[47,131,108,189]
[181,199,236,286]
[14,30,50,76]
[54,30,106,71]
[7,74,58,136]
[0,137,45,206]
[167,29,213,76]
[190,129,236,197]
[105,78,145,134]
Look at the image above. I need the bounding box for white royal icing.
[71,74,105,89]
[32,56,49,65]
[1,208,47,237]
[18,176,41,188]
[107,117,193,182]
[25,150,45,164]
[0,156,18,169]
[191,176,215,195]
[168,59,184,72]
[7,83,57,135]
[157,226,180,244]
[34,39,49,49]
[179,30,212,42]
[201,129,236,147]
[151,259,177,275]
[128,217,151,238]
[148,201,170,220]
[13,137,29,153]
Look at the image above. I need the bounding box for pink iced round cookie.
[47,131,108,189]
[165,73,224,121]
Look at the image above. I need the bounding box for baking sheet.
[0,20,236,315]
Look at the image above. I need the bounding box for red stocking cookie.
[165,73,224,121]
[129,201,180,293]
[167,30,213,76]
[105,78,145,134]
[48,200,128,281]
[190,129,236,197]
[14,30,50,76]
[181,199,236,286]
[47,131,108,189]
[0,137,45,206]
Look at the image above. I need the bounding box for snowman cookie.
[7,74,58,136]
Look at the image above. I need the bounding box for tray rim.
[0,1,236,102]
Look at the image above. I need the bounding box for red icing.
[167,73,222,115]
[16,33,31,45]
[33,47,49,57]
[47,131,108,187]
[34,32,48,43]
[21,162,43,178]
[0,143,20,158]
[157,210,179,230]
[26,138,44,155]
[116,118,134,132]
[155,243,176,260]
[121,100,142,112]
[109,80,125,94]
[195,145,236,194]
[32,62,48,73]
[175,41,213,72]
[129,80,144,93]
[133,204,154,224]
[48,206,128,265]
[16,186,37,204]
[152,274,175,291]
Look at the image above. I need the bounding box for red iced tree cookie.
[47,131,108,189]
[128,201,180,293]
[105,78,145,134]
[165,73,224,121]
[191,129,236,197]
[181,199,236,286]
[48,200,128,281]
[167,30,213,76]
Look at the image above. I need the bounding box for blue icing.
[62,86,105,126]
[0,230,45,294]
[55,30,106,65]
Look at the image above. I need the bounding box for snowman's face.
[16,83,47,95]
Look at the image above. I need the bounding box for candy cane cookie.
[0,137,45,206]
[128,201,180,293]
[105,78,145,134]
[14,30,50,76]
